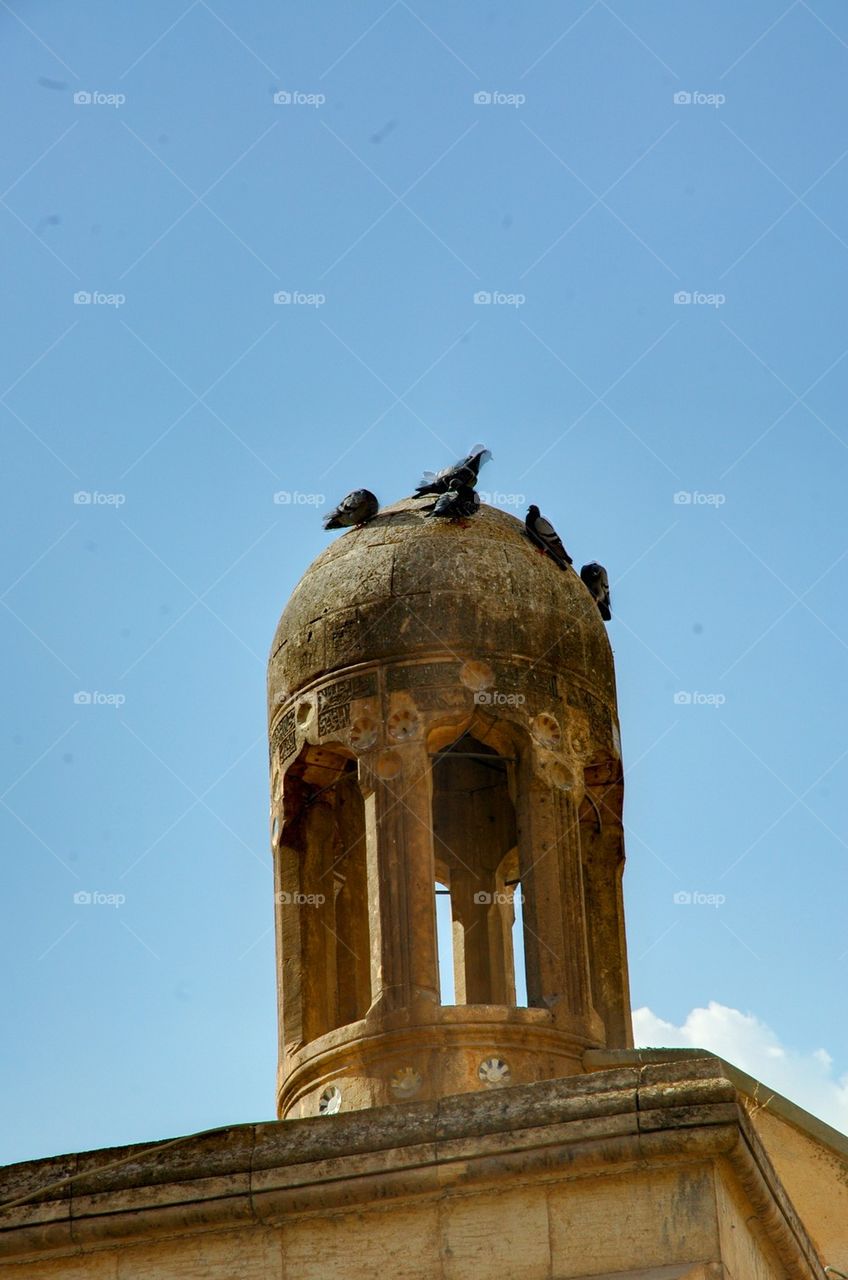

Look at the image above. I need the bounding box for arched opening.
[434,878,456,1004]
[277,744,371,1044]
[430,732,520,1006]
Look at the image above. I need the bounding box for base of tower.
[277,1003,607,1119]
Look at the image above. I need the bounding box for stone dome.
[268,498,616,718]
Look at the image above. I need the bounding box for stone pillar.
[300,798,339,1041]
[275,830,304,1053]
[449,864,502,1005]
[580,818,633,1048]
[360,743,439,1019]
[334,775,371,1025]
[515,748,596,1031]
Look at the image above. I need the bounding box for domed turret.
[268,499,631,1120]
[269,499,617,723]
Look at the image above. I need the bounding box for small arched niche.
[430,731,520,1006]
[277,743,371,1044]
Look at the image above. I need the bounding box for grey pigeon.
[414,444,492,497]
[525,504,573,569]
[323,489,379,530]
[425,483,480,522]
[580,562,611,621]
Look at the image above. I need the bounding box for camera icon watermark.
[673,890,726,907]
[73,691,126,707]
[473,690,526,707]
[74,291,126,308]
[273,90,325,108]
[673,90,725,109]
[272,491,325,506]
[73,490,126,506]
[473,90,526,108]
[673,290,726,308]
[673,691,726,707]
[73,890,126,907]
[275,891,326,906]
[273,290,325,307]
[673,490,726,507]
[473,290,526,307]
[74,90,126,108]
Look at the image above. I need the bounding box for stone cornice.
[0,1058,826,1277]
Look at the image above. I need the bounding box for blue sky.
[2,0,848,1164]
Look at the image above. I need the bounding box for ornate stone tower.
[1,499,841,1280]
[267,498,632,1120]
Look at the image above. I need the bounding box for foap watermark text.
[674,691,726,707]
[474,290,525,307]
[74,691,126,707]
[473,890,524,905]
[273,90,325,107]
[673,91,725,108]
[74,90,126,108]
[273,290,325,307]
[273,491,324,506]
[673,491,725,506]
[74,890,126,907]
[674,290,726,308]
[673,890,726,907]
[473,90,525,108]
[474,690,526,706]
[74,490,126,506]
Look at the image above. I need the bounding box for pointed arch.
[276,743,371,1045]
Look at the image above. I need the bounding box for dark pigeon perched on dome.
[425,483,480,522]
[413,445,492,497]
[525,504,573,569]
[580,562,611,621]
[322,489,379,530]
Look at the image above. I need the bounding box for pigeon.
[322,489,379,530]
[425,483,480,522]
[525,505,573,569]
[580,562,611,621]
[414,444,492,497]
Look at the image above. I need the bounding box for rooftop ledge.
[0,1051,839,1277]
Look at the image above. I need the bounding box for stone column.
[515,747,596,1030]
[275,832,303,1054]
[360,743,439,1021]
[300,798,339,1041]
[334,774,371,1025]
[449,864,502,1004]
[580,818,633,1048]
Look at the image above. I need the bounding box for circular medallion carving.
[478,1056,511,1086]
[390,1067,423,1098]
[387,708,420,741]
[459,659,496,692]
[532,712,562,748]
[349,715,378,751]
[318,1086,342,1115]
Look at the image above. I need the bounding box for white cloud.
[633,1001,848,1135]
